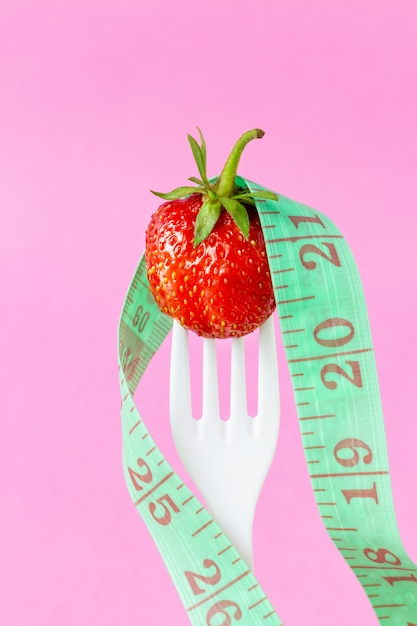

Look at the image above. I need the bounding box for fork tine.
[257,315,280,433]
[230,337,248,420]
[170,321,193,428]
[202,338,220,421]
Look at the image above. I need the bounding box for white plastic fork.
[170,315,280,571]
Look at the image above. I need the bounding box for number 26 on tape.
[128,458,180,525]
[185,559,242,624]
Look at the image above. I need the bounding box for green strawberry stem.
[214,129,265,198]
[151,128,277,246]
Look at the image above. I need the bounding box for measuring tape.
[118,176,417,625]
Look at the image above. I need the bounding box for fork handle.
[206,496,255,571]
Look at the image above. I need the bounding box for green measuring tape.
[118,177,417,625]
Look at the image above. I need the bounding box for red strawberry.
[145,129,277,339]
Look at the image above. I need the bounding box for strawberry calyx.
[151,128,278,246]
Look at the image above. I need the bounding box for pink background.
[1,1,417,624]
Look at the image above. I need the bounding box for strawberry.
[145,129,277,339]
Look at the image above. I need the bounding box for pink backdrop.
[1,1,417,624]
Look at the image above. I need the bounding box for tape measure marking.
[118,178,417,624]
[247,179,417,624]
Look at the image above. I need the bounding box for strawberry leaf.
[187,133,209,186]
[238,196,256,206]
[196,127,207,174]
[188,176,206,186]
[194,199,221,246]
[151,186,199,200]
[233,190,278,201]
[221,198,250,239]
